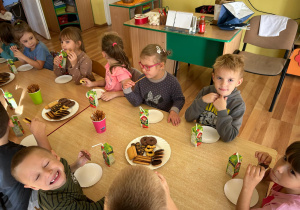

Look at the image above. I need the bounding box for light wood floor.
[38,26,300,156]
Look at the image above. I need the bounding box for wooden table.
[124,9,243,74]
[0,64,277,210]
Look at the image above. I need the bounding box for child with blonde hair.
[185,54,245,142]
[81,33,132,101]
[0,22,18,61]
[105,165,178,210]
[10,20,53,70]
[123,44,185,126]
[54,27,95,84]
[237,141,300,209]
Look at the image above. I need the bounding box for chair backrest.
[243,15,298,50]
[92,60,106,78]
[130,67,142,82]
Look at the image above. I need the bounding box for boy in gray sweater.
[185,54,245,142]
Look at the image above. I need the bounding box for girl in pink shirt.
[82,33,132,101]
[236,141,300,210]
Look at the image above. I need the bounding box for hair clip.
[112,42,117,47]
[156,46,161,54]
[16,22,21,25]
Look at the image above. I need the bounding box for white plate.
[85,89,105,99]
[202,126,220,143]
[125,135,171,170]
[0,72,15,87]
[20,134,38,146]
[17,64,33,72]
[0,58,6,63]
[41,99,79,121]
[55,75,72,84]
[74,163,102,188]
[224,179,259,207]
[148,109,164,124]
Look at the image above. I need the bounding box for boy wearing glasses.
[185,54,245,142]
[123,44,185,126]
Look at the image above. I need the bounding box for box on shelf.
[58,15,68,25]
[66,5,76,13]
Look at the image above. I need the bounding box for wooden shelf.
[57,12,78,17]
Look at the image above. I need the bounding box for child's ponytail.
[101,33,131,72]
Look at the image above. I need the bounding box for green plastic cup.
[28,89,43,105]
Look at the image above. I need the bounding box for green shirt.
[38,158,105,210]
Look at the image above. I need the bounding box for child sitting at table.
[81,33,132,101]
[11,146,105,209]
[53,27,95,85]
[105,165,178,210]
[185,54,245,142]
[123,44,185,126]
[236,141,300,209]
[0,102,52,210]
[10,20,53,70]
[0,22,18,61]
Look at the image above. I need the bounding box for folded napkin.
[258,15,289,37]
[0,12,12,21]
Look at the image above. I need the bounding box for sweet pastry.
[151,159,162,166]
[146,137,157,146]
[154,149,164,155]
[58,98,68,104]
[146,151,154,157]
[259,163,269,169]
[133,155,152,165]
[22,118,31,124]
[127,145,137,160]
[144,145,153,152]
[140,137,148,146]
[81,151,91,161]
[80,79,85,84]
[45,101,58,109]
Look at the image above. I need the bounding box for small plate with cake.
[41,98,79,121]
[20,134,38,146]
[125,135,171,170]
[0,72,15,87]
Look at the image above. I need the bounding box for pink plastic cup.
[92,118,106,133]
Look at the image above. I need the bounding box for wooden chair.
[130,67,142,82]
[234,16,298,112]
[92,60,106,78]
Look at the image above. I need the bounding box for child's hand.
[68,51,78,68]
[155,171,170,196]
[81,78,93,87]
[123,80,135,89]
[53,56,62,66]
[28,118,46,138]
[243,164,265,191]
[213,95,227,111]
[202,93,219,104]
[167,110,181,126]
[77,150,91,167]
[10,47,25,60]
[255,151,272,166]
[101,92,118,101]
[10,45,18,52]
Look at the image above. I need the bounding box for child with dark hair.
[54,26,95,84]
[123,44,185,126]
[10,20,53,70]
[0,22,18,61]
[236,141,300,209]
[0,102,51,210]
[81,32,132,101]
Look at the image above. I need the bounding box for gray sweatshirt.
[185,85,245,142]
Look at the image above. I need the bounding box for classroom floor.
[38,26,300,156]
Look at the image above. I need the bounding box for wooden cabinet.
[41,0,94,33]
[109,0,160,57]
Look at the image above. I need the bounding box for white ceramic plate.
[41,99,79,121]
[85,89,105,99]
[224,179,259,207]
[17,64,33,72]
[0,72,15,87]
[125,135,171,170]
[0,58,6,63]
[148,109,164,124]
[20,134,38,146]
[202,126,220,143]
[74,163,102,188]
[55,75,72,84]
